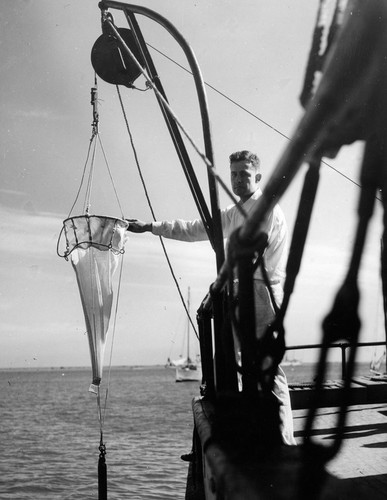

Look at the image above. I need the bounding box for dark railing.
[198,284,386,399]
[285,341,387,379]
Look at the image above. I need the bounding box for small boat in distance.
[282,353,302,367]
[174,287,202,382]
[176,354,202,382]
[370,349,386,375]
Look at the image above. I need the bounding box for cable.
[83,133,98,214]
[146,42,381,199]
[67,134,96,218]
[102,253,126,426]
[105,20,245,213]
[116,85,199,339]
[97,134,125,218]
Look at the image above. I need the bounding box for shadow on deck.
[187,379,387,499]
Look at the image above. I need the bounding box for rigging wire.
[64,78,129,473]
[147,42,290,142]
[67,79,127,218]
[96,134,125,219]
[67,133,96,218]
[116,84,200,339]
[83,134,97,214]
[145,43,382,202]
[102,254,126,426]
[95,14,383,370]
[106,20,245,215]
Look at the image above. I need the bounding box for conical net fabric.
[63,215,128,393]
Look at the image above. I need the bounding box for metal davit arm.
[98,1,225,271]
[98,1,232,394]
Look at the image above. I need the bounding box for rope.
[148,42,290,143]
[102,254,126,426]
[85,244,104,436]
[67,134,96,218]
[97,133,125,219]
[106,20,244,213]
[83,134,98,214]
[63,81,127,494]
[145,43,382,202]
[67,76,127,219]
[116,85,199,339]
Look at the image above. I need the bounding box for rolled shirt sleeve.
[151,219,209,242]
[150,189,288,283]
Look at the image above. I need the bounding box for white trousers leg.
[254,281,297,445]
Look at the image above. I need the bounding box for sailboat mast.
[187,287,191,362]
[380,238,387,373]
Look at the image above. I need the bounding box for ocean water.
[1,367,199,500]
[0,362,374,499]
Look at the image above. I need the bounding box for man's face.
[230,160,261,202]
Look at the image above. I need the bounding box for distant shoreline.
[0,364,168,372]
[0,361,373,373]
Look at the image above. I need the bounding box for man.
[128,150,296,445]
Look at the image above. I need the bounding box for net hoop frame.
[57,214,129,260]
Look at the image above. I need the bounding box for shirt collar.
[240,188,262,207]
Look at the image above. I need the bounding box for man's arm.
[126,218,208,242]
[126,219,152,233]
[127,208,232,242]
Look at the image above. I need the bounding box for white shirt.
[151,189,288,282]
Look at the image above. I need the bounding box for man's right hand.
[126,219,152,233]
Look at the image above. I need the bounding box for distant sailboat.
[281,353,302,367]
[370,350,386,374]
[174,287,202,382]
[165,357,174,368]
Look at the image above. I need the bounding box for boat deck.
[292,402,387,499]
[191,378,387,499]
[288,375,387,498]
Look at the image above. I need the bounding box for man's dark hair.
[229,150,260,171]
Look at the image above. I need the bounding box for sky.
[0,0,385,371]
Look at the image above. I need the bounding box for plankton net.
[57,76,131,394]
[59,215,128,393]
